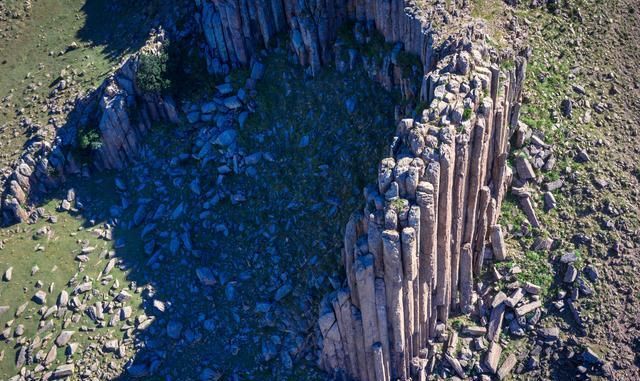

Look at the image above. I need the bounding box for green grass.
[0,196,144,378]
[0,0,187,167]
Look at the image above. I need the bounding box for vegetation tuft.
[78,126,102,151]
[462,107,473,121]
[137,50,171,94]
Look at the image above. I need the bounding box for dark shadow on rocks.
[10,47,397,379]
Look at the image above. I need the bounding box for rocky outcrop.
[317,29,528,380]
[196,0,468,76]
[91,31,179,171]
[0,30,178,225]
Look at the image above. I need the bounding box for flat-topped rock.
[33,290,47,305]
[55,331,74,347]
[52,364,74,379]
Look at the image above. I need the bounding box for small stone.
[153,299,166,312]
[33,290,47,304]
[543,192,556,210]
[515,156,536,180]
[66,342,79,356]
[275,283,292,301]
[223,96,242,109]
[214,129,237,146]
[55,331,74,347]
[524,282,541,295]
[484,341,502,374]
[167,321,183,339]
[60,199,71,211]
[515,301,541,316]
[462,326,487,336]
[73,282,92,294]
[345,96,357,114]
[3,267,12,281]
[115,290,131,303]
[538,327,560,341]
[497,353,517,380]
[564,264,578,283]
[58,290,69,307]
[544,179,564,192]
[45,345,57,365]
[196,267,216,286]
[103,339,119,352]
[216,83,233,95]
[52,364,74,379]
[584,265,599,282]
[575,149,590,163]
[582,347,603,364]
[561,98,572,118]
[572,84,586,95]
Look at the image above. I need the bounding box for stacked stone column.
[197,0,464,75]
[319,37,527,380]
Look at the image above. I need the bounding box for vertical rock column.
[317,29,528,381]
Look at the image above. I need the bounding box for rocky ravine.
[0,0,636,380]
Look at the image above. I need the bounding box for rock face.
[0,29,178,225]
[196,0,464,76]
[317,26,527,381]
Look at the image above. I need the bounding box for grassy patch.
[0,196,144,378]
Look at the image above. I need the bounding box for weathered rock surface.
[318,23,528,379]
[1,30,178,225]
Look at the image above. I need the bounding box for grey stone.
[584,265,599,282]
[515,156,536,180]
[582,347,602,364]
[275,283,292,301]
[216,83,233,95]
[52,364,74,379]
[201,101,217,114]
[223,96,242,109]
[560,252,578,264]
[538,327,560,341]
[187,111,200,124]
[544,179,564,191]
[167,320,183,339]
[345,96,357,114]
[214,129,237,146]
[561,98,572,118]
[543,192,556,210]
[564,264,578,283]
[33,290,47,304]
[3,266,12,281]
[115,290,132,303]
[575,149,590,163]
[55,331,74,347]
[250,61,265,80]
[103,339,119,352]
[196,267,216,286]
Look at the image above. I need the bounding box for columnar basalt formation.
[318,33,527,380]
[196,0,467,75]
[0,30,178,225]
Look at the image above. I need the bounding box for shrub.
[137,51,171,94]
[462,107,473,121]
[78,127,103,151]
